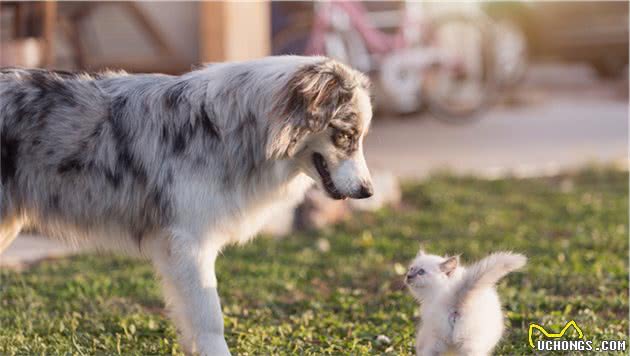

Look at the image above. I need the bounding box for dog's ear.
[268,60,357,158]
[286,60,356,132]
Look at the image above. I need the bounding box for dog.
[0,56,374,354]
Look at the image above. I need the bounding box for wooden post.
[42,1,57,68]
[199,1,270,62]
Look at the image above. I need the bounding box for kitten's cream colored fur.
[405,250,526,356]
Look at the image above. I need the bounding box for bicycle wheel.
[422,13,497,123]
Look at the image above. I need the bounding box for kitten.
[405,250,526,356]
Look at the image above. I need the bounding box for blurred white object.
[375,334,392,346]
[296,187,350,230]
[349,170,401,211]
[0,38,43,67]
[493,19,528,88]
[265,170,401,234]
[316,238,331,253]
[380,48,444,113]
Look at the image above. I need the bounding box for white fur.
[406,251,526,356]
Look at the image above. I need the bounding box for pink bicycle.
[273,2,496,122]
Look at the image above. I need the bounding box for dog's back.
[1,69,109,220]
[0,56,367,251]
[0,58,325,249]
[0,68,196,246]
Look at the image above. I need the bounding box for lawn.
[1,168,628,355]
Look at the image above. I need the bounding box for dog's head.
[269,59,373,200]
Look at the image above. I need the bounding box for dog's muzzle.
[312,153,373,200]
[313,152,346,200]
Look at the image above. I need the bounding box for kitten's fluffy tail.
[454,252,526,307]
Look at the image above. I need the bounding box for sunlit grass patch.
[1,168,627,355]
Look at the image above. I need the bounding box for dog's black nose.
[356,183,374,199]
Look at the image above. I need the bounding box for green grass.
[1,168,628,355]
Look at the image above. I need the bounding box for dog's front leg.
[150,233,230,356]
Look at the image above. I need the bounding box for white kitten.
[405,250,526,356]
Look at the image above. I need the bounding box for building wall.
[56,2,199,68]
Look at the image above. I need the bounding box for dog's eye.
[335,132,350,144]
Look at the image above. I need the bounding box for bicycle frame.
[304,1,419,58]
[301,1,492,119]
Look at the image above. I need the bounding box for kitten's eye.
[418,268,426,275]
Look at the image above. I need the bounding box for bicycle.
[273,2,496,123]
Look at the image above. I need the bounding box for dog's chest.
[214,174,313,244]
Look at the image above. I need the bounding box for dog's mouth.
[312,153,346,200]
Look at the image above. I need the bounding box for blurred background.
[0,1,628,261]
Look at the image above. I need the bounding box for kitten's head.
[404,249,460,300]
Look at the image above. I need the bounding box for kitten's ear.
[416,248,426,257]
[439,256,459,277]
